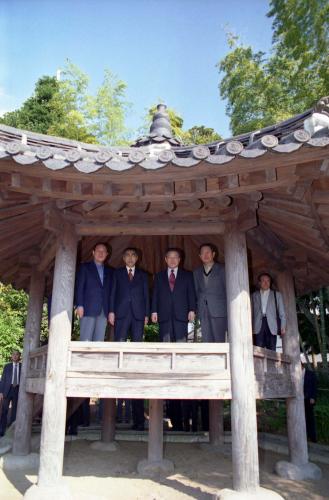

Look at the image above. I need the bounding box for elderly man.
[75,242,114,342]
[252,272,286,351]
[0,350,21,437]
[152,247,196,342]
[152,248,196,431]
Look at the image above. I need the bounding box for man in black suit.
[0,350,21,437]
[109,247,149,430]
[152,248,196,430]
[151,248,196,342]
[303,364,318,442]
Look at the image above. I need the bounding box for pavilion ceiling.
[0,99,329,295]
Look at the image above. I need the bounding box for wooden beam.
[76,221,226,236]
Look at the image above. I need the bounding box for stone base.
[0,437,12,456]
[90,440,118,452]
[24,483,72,500]
[214,487,284,500]
[275,460,322,480]
[137,458,174,476]
[0,452,39,471]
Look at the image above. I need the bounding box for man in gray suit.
[252,272,286,351]
[194,243,227,342]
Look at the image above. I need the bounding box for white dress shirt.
[260,289,270,315]
[167,267,178,279]
[126,265,135,277]
[11,363,20,385]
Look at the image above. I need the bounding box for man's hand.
[76,306,84,319]
[0,393,3,402]
[310,398,316,405]
[108,312,115,326]
[144,316,149,326]
[188,311,195,322]
[151,313,158,323]
[280,327,285,336]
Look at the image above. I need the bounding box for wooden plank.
[65,377,232,399]
[26,377,45,395]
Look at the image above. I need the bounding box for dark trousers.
[159,319,188,342]
[132,400,145,430]
[182,401,198,432]
[254,317,277,351]
[305,399,317,442]
[114,308,144,342]
[114,307,144,428]
[0,385,19,436]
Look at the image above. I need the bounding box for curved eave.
[0,100,328,174]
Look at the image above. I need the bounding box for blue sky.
[0,0,273,139]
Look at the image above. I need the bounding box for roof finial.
[150,104,173,139]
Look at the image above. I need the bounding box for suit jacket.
[152,268,196,323]
[0,362,21,398]
[252,289,286,336]
[304,369,317,400]
[75,261,114,317]
[193,262,227,318]
[109,267,149,321]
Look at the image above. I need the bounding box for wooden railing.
[26,342,294,399]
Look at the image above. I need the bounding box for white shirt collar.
[126,266,135,274]
[168,267,178,278]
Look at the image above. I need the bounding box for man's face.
[12,351,20,363]
[123,250,138,268]
[199,246,215,265]
[259,275,271,291]
[93,244,108,264]
[165,251,180,269]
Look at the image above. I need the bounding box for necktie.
[128,268,133,281]
[169,270,176,291]
[13,364,18,387]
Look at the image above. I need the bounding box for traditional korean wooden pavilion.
[0,98,329,499]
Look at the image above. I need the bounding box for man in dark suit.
[151,248,196,342]
[0,350,21,437]
[152,248,196,430]
[109,247,149,430]
[75,242,114,341]
[303,365,317,442]
[109,248,149,342]
[194,243,227,342]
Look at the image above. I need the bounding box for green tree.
[0,61,131,145]
[218,1,329,135]
[185,125,222,145]
[0,283,28,371]
[143,104,222,145]
[0,76,61,134]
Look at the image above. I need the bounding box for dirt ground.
[0,440,328,500]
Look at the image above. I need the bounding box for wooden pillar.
[148,399,163,462]
[13,270,45,455]
[277,271,308,465]
[275,271,321,480]
[224,226,259,493]
[209,400,224,446]
[37,224,78,488]
[101,398,116,443]
[137,398,173,475]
